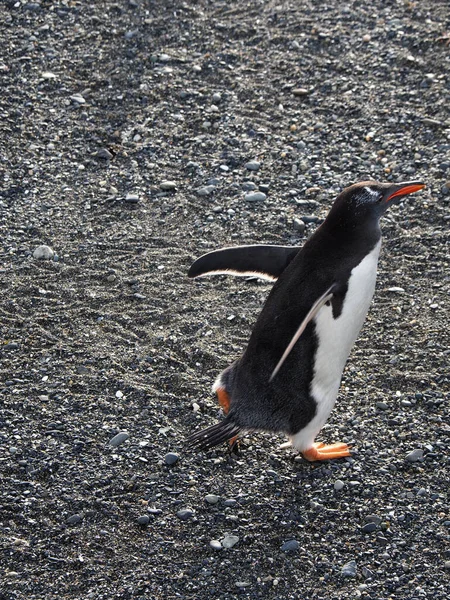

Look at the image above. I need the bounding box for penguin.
[186,181,425,461]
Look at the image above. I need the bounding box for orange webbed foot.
[302,442,351,462]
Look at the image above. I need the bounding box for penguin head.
[329,180,425,228]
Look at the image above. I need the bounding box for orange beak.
[386,182,425,203]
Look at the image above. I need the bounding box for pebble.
[95,148,113,160]
[334,479,345,491]
[445,561,450,570]
[223,498,237,507]
[210,540,222,550]
[125,193,139,203]
[300,215,319,224]
[244,192,266,202]
[41,71,57,79]
[212,92,221,103]
[244,160,260,171]
[66,514,82,525]
[235,581,251,588]
[362,34,371,42]
[376,401,389,410]
[70,93,86,104]
[406,448,424,462]
[164,452,179,466]
[108,431,129,447]
[362,522,377,533]
[292,88,309,96]
[281,539,299,552]
[33,245,54,260]
[341,560,357,577]
[222,535,239,548]
[160,181,177,191]
[205,494,220,504]
[176,509,194,521]
[137,515,149,526]
[365,515,382,526]
[293,218,305,234]
[196,185,215,196]
[242,182,258,191]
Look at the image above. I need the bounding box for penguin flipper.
[188,245,300,281]
[186,418,242,451]
[270,284,336,381]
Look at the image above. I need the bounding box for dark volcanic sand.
[1,1,449,599]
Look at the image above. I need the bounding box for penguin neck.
[319,212,382,252]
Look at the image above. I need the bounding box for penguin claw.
[302,442,351,462]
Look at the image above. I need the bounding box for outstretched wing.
[269,284,336,381]
[188,245,301,281]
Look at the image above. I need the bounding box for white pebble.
[33,245,54,260]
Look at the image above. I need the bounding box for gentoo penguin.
[187,181,425,461]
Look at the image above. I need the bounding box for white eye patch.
[354,186,381,206]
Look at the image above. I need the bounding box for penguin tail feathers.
[186,418,242,452]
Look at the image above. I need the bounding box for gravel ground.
[1,1,450,599]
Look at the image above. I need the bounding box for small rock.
[445,561,450,570]
[235,581,251,588]
[212,92,221,103]
[177,509,194,521]
[109,431,129,447]
[41,71,57,80]
[334,479,345,491]
[160,181,177,191]
[196,185,215,196]
[95,148,113,160]
[242,182,258,191]
[406,448,424,463]
[70,93,86,104]
[281,539,299,552]
[222,535,239,548]
[210,540,222,550]
[376,401,389,410]
[293,218,305,234]
[292,88,309,96]
[137,515,149,526]
[244,160,260,171]
[244,192,266,202]
[164,452,179,466]
[205,494,220,504]
[300,215,319,224]
[362,522,377,533]
[223,498,237,507]
[362,34,371,42]
[341,560,357,577]
[66,514,82,525]
[125,193,139,203]
[365,515,382,526]
[33,245,54,260]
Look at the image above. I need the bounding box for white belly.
[291,240,381,451]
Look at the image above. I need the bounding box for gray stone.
[177,509,194,521]
[281,539,299,552]
[406,448,424,462]
[242,182,258,191]
[70,93,86,104]
[210,539,222,550]
[245,160,260,171]
[165,452,179,465]
[33,245,54,260]
[137,515,149,526]
[244,192,266,202]
[341,560,357,577]
[362,522,377,533]
[222,535,239,548]
[300,215,319,224]
[196,185,215,196]
[292,88,309,96]
[224,498,237,507]
[365,514,382,526]
[95,148,113,160]
[160,181,177,191]
[334,479,345,491]
[205,494,220,504]
[109,431,129,447]
[293,218,305,234]
[67,514,82,525]
[376,401,389,410]
[125,193,139,203]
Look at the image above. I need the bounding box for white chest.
[291,240,381,450]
